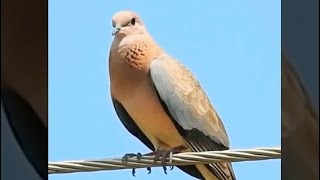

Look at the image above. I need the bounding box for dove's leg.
[146,145,186,174]
[122,145,186,176]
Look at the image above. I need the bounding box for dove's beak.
[112,25,122,36]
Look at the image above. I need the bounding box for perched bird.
[108,10,236,180]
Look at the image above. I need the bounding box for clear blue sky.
[48,1,280,180]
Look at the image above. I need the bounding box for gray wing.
[150,55,236,180]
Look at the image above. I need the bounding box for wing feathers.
[150,55,236,180]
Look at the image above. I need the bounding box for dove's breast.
[109,38,185,150]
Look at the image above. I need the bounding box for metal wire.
[49,146,281,174]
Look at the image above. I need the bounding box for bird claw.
[132,168,136,177]
[131,166,152,177]
[122,153,143,177]
[123,147,180,176]
[136,152,142,161]
[122,152,143,162]
[122,153,152,176]
[153,150,174,174]
[122,153,137,164]
[163,166,168,174]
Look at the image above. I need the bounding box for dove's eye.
[131,18,136,25]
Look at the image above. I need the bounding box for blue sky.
[48,1,281,180]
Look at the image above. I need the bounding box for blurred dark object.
[282,53,319,180]
[1,87,47,179]
[282,0,319,179]
[1,0,48,124]
[1,0,48,179]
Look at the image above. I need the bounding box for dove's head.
[111,11,147,37]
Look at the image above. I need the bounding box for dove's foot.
[145,145,186,174]
[121,153,143,176]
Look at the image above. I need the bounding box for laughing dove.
[108,10,236,180]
